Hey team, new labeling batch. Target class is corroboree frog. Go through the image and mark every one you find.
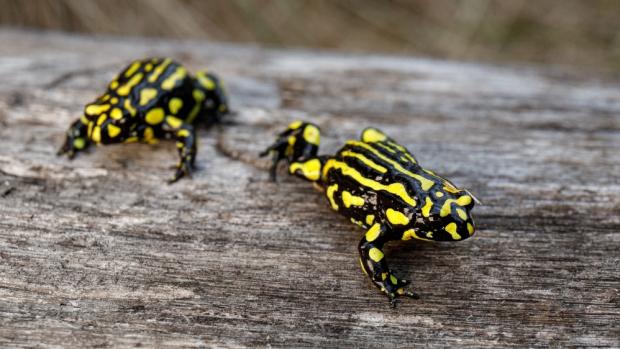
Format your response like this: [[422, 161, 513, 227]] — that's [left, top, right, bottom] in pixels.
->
[[261, 121, 478, 306], [58, 57, 228, 182]]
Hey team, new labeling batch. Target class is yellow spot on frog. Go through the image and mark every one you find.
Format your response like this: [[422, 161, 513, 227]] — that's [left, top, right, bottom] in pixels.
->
[[288, 120, 303, 130], [444, 222, 462, 240], [196, 72, 216, 90], [177, 129, 190, 138], [110, 97, 119, 105], [402, 228, 432, 241], [144, 63, 153, 72], [365, 214, 375, 225], [110, 108, 123, 120], [107, 124, 121, 138], [96, 114, 107, 125], [341, 191, 364, 208], [362, 128, 387, 143], [176, 141, 184, 148], [440, 199, 455, 217], [145, 108, 165, 125], [421, 196, 433, 217], [289, 158, 322, 181], [287, 136, 296, 146], [303, 125, 320, 145], [426, 231, 434, 239], [381, 272, 388, 281], [169, 98, 183, 114], [117, 73, 143, 96], [365, 223, 381, 242], [161, 66, 186, 90], [85, 104, 110, 116], [326, 184, 339, 210], [139, 88, 158, 106], [390, 275, 398, 285], [80, 114, 90, 125], [124, 99, 136, 116], [436, 191, 444, 198], [91, 126, 101, 143], [143, 127, 155, 143], [124, 136, 138, 143], [457, 195, 472, 206], [386, 208, 409, 225], [101, 94, 110, 102], [456, 208, 468, 220], [124, 61, 141, 77], [109, 80, 119, 89], [73, 138, 86, 149], [467, 222, 475, 235], [368, 247, 384, 262], [166, 116, 183, 129]]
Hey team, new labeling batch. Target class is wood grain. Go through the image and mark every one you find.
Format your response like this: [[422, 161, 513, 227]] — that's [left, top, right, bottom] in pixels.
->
[[0, 30, 618, 348]]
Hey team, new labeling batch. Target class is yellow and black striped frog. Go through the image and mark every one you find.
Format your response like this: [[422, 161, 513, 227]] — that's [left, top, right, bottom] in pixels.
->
[[58, 57, 228, 182], [261, 121, 478, 306]]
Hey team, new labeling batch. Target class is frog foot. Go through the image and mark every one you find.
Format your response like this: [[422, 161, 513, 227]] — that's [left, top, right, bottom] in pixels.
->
[[168, 158, 193, 183], [378, 274, 420, 308]]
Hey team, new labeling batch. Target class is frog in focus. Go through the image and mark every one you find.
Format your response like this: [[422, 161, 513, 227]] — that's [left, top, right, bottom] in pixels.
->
[[58, 57, 228, 182], [261, 121, 478, 306]]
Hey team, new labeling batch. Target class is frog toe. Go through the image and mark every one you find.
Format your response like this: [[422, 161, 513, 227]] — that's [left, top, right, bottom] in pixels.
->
[[168, 159, 193, 183]]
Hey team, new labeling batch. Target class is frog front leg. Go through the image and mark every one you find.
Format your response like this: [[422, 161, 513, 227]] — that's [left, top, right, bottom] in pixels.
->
[[359, 223, 419, 307], [260, 121, 322, 181], [159, 116, 197, 183], [57, 117, 91, 158]]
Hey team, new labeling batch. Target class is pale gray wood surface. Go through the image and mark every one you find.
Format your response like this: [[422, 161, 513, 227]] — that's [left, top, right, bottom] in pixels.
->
[[0, 29, 618, 348]]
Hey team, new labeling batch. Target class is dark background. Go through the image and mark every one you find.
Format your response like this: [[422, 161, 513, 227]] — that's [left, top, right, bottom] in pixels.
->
[[2, 0, 619, 72]]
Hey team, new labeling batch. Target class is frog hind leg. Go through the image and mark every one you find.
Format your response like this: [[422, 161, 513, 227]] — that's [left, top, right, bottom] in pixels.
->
[[260, 121, 323, 182], [359, 223, 420, 307], [57, 117, 91, 159]]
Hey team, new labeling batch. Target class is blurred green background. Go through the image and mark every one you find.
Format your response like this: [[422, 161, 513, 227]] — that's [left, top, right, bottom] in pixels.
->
[[1, 0, 619, 72]]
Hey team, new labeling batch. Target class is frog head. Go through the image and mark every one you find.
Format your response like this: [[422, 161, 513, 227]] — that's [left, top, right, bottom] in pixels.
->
[[194, 71, 229, 123], [428, 188, 476, 241]]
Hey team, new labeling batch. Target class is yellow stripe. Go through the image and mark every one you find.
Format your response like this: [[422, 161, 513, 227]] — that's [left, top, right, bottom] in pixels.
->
[[421, 197, 433, 217], [402, 228, 432, 241], [326, 184, 339, 210], [347, 141, 434, 191], [124, 61, 141, 77], [117, 73, 143, 96], [148, 58, 172, 83], [323, 159, 417, 207], [365, 223, 381, 242], [340, 150, 387, 174], [186, 89, 205, 124], [375, 142, 396, 154], [388, 141, 417, 163]]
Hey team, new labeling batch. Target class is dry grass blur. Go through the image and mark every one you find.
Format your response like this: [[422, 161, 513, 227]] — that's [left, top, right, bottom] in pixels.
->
[[1, 0, 619, 72]]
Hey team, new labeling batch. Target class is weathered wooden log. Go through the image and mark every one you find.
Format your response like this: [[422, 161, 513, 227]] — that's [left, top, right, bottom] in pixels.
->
[[0, 29, 618, 348]]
